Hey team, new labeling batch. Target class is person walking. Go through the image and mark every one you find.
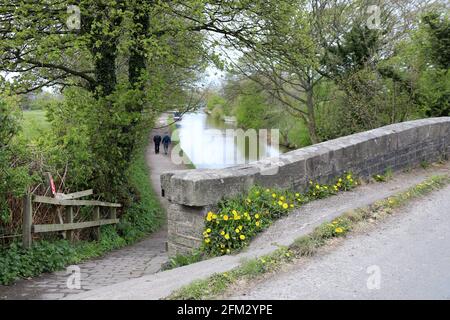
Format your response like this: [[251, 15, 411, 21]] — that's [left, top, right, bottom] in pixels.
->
[[153, 134, 162, 154], [162, 133, 171, 155]]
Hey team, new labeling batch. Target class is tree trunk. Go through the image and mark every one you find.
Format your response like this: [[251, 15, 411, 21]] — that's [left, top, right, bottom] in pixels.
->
[[305, 85, 319, 144]]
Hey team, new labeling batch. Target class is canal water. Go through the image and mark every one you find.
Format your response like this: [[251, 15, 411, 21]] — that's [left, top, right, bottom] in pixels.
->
[[172, 111, 286, 169]]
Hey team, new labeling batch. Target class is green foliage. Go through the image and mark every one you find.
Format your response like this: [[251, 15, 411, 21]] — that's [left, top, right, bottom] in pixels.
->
[[206, 93, 226, 112], [20, 110, 50, 140], [0, 143, 164, 285], [163, 250, 205, 271], [234, 88, 268, 130], [422, 12, 450, 70], [0, 97, 37, 225], [201, 173, 358, 256]]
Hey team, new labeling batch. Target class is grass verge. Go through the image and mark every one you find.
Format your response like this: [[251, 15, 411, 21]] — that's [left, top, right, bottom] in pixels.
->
[[21, 110, 50, 140], [0, 144, 164, 285], [167, 174, 450, 300]]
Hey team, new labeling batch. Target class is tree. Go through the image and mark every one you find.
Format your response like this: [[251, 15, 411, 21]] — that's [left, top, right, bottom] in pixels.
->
[[0, 0, 267, 196]]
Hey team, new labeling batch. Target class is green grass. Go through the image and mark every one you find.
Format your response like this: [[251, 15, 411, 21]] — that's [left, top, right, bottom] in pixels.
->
[[21, 110, 50, 140], [286, 121, 311, 148], [0, 142, 165, 285], [167, 174, 450, 300]]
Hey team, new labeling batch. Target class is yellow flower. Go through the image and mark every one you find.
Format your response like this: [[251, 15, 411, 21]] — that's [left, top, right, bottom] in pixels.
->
[[238, 225, 243, 230], [272, 193, 277, 198], [278, 200, 283, 206], [335, 227, 344, 234], [279, 196, 285, 201], [244, 212, 249, 217], [239, 235, 246, 240], [282, 203, 289, 209], [290, 204, 294, 208], [347, 174, 352, 180], [235, 228, 240, 233], [232, 210, 238, 215], [255, 214, 260, 219], [316, 184, 320, 190], [295, 193, 300, 197], [224, 233, 230, 240], [266, 189, 270, 193], [204, 238, 211, 244], [223, 215, 229, 221], [255, 221, 260, 227], [332, 221, 338, 225], [206, 228, 211, 233], [220, 230, 225, 236], [226, 249, 231, 253], [212, 214, 218, 220], [339, 178, 342, 182]]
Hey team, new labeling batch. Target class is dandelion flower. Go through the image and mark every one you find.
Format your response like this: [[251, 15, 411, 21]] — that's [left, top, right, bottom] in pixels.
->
[[223, 215, 229, 221], [239, 235, 246, 240], [224, 233, 230, 240], [282, 203, 289, 209], [335, 227, 344, 234]]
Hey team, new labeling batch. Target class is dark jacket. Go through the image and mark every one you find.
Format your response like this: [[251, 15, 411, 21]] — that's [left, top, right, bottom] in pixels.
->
[[153, 135, 162, 144], [162, 135, 171, 145]]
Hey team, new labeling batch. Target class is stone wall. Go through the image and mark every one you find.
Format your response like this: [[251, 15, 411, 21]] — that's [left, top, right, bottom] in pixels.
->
[[161, 117, 450, 256]]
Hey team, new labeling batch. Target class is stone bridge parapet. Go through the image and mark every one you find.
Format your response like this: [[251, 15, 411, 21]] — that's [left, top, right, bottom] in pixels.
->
[[161, 118, 450, 255]]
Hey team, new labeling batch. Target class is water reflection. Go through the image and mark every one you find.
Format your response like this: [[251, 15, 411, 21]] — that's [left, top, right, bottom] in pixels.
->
[[172, 111, 285, 169]]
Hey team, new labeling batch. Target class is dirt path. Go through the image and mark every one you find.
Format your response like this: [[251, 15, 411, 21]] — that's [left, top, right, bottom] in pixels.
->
[[0, 114, 188, 300]]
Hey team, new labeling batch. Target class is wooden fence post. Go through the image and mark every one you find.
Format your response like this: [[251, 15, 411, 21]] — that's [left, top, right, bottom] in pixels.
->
[[65, 206, 74, 242], [109, 207, 116, 220], [22, 193, 33, 249], [93, 206, 100, 240]]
